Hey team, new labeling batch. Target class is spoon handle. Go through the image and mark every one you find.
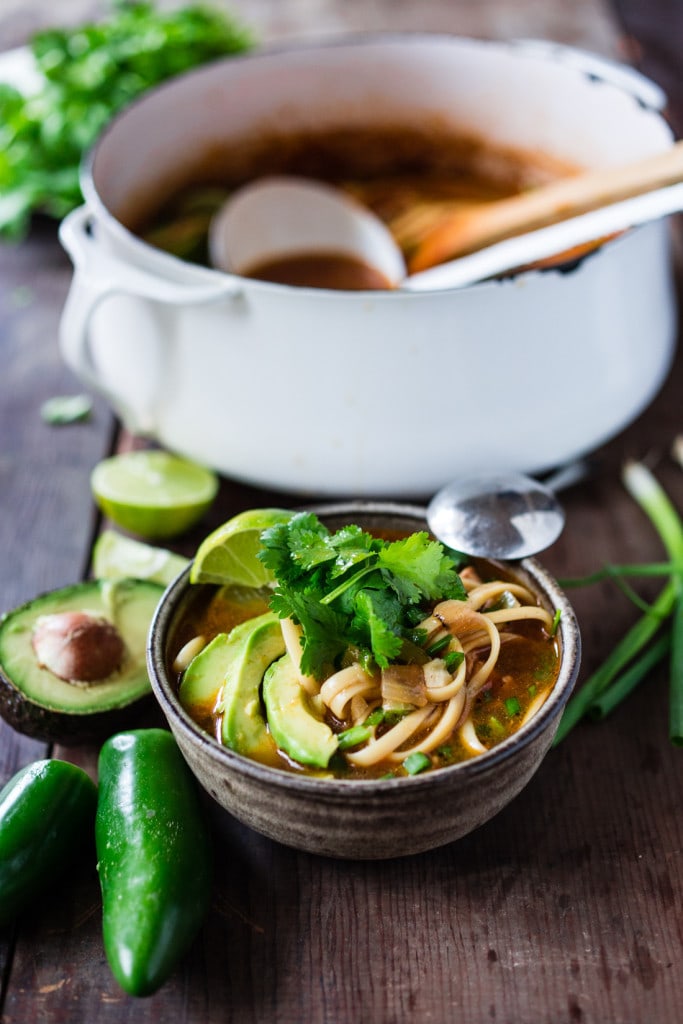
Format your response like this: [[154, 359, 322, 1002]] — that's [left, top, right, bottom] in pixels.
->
[[409, 139, 683, 273]]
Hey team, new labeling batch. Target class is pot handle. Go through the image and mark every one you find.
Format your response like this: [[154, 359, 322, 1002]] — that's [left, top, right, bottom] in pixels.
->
[[58, 205, 242, 432], [509, 39, 667, 112]]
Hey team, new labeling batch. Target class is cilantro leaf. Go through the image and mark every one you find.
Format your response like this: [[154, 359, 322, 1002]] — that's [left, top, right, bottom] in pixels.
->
[[351, 589, 404, 668], [262, 513, 466, 679], [270, 585, 348, 679], [378, 532, 466, 602]]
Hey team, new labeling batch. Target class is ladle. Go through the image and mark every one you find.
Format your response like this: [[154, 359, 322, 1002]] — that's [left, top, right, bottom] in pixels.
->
[[425, 463, 586, 560], [209, 142, 683, 293], [208, 176, 407, 286]]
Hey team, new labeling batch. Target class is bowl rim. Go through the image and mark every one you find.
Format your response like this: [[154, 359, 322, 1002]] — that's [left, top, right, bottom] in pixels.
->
[[147, 501, 581, 795]]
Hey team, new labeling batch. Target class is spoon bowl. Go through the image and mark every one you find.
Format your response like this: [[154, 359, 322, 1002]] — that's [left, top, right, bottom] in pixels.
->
[[427, 472, 566, 560], [208, 175, 407, 287]]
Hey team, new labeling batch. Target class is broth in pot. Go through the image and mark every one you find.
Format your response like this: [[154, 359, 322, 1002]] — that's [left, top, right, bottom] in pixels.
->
[[134, 123, 583, 287]]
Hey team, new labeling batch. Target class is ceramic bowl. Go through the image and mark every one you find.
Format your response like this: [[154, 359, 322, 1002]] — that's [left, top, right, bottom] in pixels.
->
[[147, 503, 581, 859]]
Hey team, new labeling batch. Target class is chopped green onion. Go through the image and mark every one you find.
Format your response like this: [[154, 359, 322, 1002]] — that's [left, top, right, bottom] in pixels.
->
[[488, 716, 506, 736], [426, 634, 451, 656], [528, 684, 537, 697], [337, 724, 373, 751], [40, 394, 92, 425], [436, 744, 453, 759], [504, 697, 521, 716], [444, 650, 465, 673], [364, 708, 386, 727], [550, 609, 561, 636], [403, 751, 432, 775]]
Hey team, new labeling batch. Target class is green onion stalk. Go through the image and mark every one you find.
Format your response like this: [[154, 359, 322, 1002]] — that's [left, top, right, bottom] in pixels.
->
[[554, 460, 683, 745]]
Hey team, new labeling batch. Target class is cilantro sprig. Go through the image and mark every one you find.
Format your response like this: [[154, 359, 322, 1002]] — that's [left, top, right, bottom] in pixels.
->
[[258, 513, 466, 680], [0, 1, 254, 239]]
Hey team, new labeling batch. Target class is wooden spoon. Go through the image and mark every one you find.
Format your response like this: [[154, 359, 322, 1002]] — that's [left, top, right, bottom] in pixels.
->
[[408, 140, 683, 274]]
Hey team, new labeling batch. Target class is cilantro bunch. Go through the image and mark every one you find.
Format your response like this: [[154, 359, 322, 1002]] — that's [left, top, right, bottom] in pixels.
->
[[0, 1, 254, 239], [258, 513, 466, 680]]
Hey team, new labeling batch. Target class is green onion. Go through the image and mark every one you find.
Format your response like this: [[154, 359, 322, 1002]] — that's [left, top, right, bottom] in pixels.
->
[[504, 697, 521, 717], [337, 724, 373, 751], [555, 460, 683, 746], [444, 650, 465, 673], [436, 744, 453, 759], [550, 609, 561, 636], [554, 581, 675, 744], [559, 562, 674, 588], [670, 594, 683, 745], [426, 634, 451, 656], [587, 631, 671, 721], [40, 394, 92, 425], [364, 708, 386, 727], [488, 716, 506, 737], [623, 462, 683, 748], [403, 751, 432, 775]]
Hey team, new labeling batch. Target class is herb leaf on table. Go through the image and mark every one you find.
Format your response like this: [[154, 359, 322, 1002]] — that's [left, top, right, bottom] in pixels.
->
[[0, 1, 254, 239]]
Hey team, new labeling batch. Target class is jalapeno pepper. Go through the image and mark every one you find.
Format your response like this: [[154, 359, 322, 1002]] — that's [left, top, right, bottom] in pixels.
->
[[96, 728, 212, 997], [0, 758, 97, 927]]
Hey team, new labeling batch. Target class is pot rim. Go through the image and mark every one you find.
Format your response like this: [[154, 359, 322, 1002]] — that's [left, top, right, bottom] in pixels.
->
[[146, 500, 582, 798], [80, 32, 671, 298]]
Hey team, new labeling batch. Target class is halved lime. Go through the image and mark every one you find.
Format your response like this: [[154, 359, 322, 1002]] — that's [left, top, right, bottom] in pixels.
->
[[91, 451, 218, 540], [190, 507, 293, 587], [92, 530, 190, 585]]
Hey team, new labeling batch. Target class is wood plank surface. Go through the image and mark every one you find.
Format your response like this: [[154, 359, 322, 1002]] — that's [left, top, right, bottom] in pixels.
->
[[1, 0, 682, 1021]]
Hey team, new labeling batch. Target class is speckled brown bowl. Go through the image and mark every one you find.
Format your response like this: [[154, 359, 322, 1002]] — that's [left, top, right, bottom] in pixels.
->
[[147, 503, 581, 859]]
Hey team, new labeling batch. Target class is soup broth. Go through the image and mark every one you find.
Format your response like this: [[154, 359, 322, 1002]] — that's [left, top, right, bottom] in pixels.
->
[[170, 553, 560, 781], [245, 252, 394, 290], [135, 123, 581, 277]]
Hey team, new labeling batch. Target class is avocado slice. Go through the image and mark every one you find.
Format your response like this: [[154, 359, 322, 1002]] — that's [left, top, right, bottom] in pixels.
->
[[179, 612, 285, 760], [0, 578, 164, 744], [263, 654, 338, 769]]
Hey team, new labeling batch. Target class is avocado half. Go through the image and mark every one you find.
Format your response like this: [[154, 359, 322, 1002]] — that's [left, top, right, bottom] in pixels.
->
[[0, 578, 164, 745]]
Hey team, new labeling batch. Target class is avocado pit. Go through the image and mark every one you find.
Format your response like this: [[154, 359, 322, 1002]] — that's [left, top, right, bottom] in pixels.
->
[[32, 611, 125, 683]]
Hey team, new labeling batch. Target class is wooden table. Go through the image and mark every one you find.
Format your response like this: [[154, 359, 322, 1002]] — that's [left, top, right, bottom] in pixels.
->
[[1, 1, 682, 1021]]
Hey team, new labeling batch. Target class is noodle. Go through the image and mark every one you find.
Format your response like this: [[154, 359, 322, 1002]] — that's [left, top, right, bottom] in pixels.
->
[[320, 664, 379, 719], [345, 705, 436, 767], [176, 551, 561, 778], [311, 571, 555, 772], [280, 616, 319, 695]]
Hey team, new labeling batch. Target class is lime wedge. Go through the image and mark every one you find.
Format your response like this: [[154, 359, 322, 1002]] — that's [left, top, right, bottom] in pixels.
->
[[92, 530, 190, 585], [91, 451, 218, 540], [190, 508, 293, 587]]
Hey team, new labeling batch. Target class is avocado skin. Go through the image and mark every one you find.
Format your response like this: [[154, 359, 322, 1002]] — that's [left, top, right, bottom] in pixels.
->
[[0, 579, 164, 745], [0, 673, 158, 746]]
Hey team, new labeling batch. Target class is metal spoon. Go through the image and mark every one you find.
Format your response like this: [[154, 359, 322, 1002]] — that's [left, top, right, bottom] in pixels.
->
[[426, 467, 580, 560]]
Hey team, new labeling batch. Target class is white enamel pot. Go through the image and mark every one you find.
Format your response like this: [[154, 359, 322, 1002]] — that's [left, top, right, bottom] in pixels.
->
[[59, 35, 678, 498]]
